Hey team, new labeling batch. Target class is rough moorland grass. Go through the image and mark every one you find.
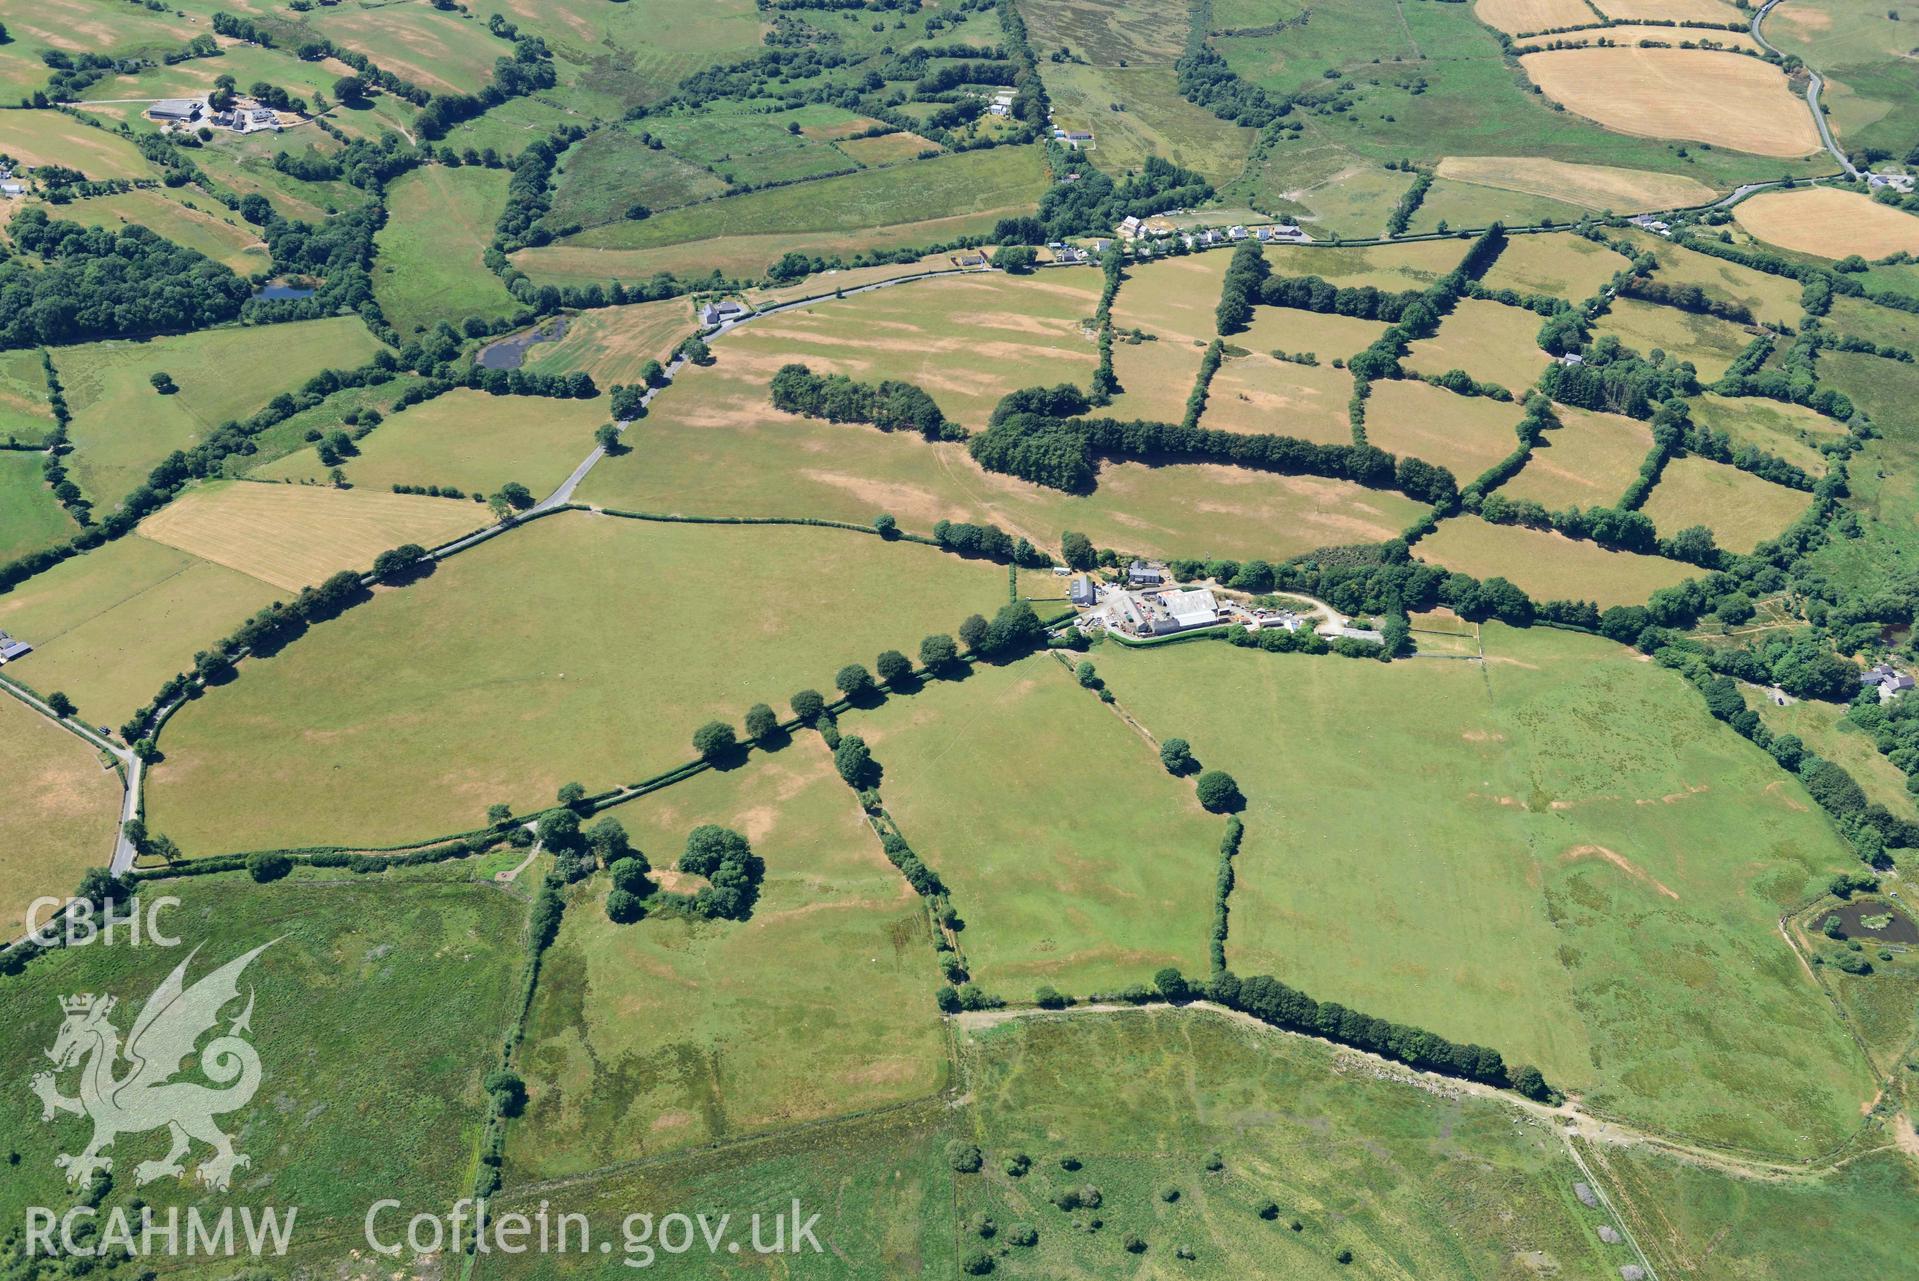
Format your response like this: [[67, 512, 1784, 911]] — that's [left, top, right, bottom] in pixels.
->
[[1825, 296, 1919, 352], [374, 165, 520, 336], [1594, 296, 1755, 381], [1617, 228, 1807, 328], [145, 514, 1018, 853], [645, 104, 876, 190], [1042, 62, 1258, 188], [0, 349, 56, 443], [0, 535, 279, 729], [1404, 297, 1552, 392], [1363, 378, 1528, 481], [574, 350, 1427, 563], [473, 0, 770, 113], [1414, 514, 1698, 606], [1097, 626, 1875, 1156], [1806, 354, 1919, 593], [558, 146, 1050, 253], [1203, 349, 1357, 443], [256, 390, 608, 498], [0, 451, 77, 564], [1480, 231, 1634, 302], [136, 479, 488, 592], [713, 270, 1101, 427], [845, 656, 1219, 995], [958, 1009, 1619, 1280], [520, 298, 697, 387], [1688, 392, 1843, 479], [56, 316, 386, 510], [1744, 687, 1919, 823], [1640, 454, 1813, 554], [1497, 403, 1653, 509], [0, 876, 520, 1244], [59, 187, 268, 275], [547, 126, 730, 229], [509, 735, 944, 1178], [0, 692, 120, 938]]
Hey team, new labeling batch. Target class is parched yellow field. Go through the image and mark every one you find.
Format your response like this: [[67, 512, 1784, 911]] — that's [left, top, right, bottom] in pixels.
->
[[0, 693, 122, 940], [1552, 22, 1764, 51], [1111, 254, 1231, 344], [1104, 330, 1209, 423], [1592, 0, 1747, 19], [520, 299, 697, 386], [1641, 454, 1814, 554], [1404, 298, 1551, 393], [1472, 0, 1599, 35], [1204, 351, 1357, 443], [0, 111, 152, 181], [1364, 379, 1527, 483], [1265, 239, 1472, 291], [714, 270, 1100, 427], [308, 4, 507, 96], [136, 481, 487, 592], [1596, 296, 1755, 381], [1237, 303, 1389, 362], [1436, 157, 1717, 213], [1520, 48, 1822, 157], [1499, 404, 1654, 509], [1733, 187, 1919, 260], [743, 254, 971, 308], [1687, 393, 1840, 478], [1415, 515, 1699, 606], [1481, 231, 1634, 302]]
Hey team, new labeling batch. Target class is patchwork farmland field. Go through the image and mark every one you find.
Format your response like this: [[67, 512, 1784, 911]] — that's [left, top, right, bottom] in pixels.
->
[[1617, 228, 1808, 327], [1640, 454, 1813, 554], [1519, 48, 1822, 157], [0, 451, 77, 564], [1734, 187, 1919, 260], [375, 166, 521, 336], [0, 691, 121, 939], [1688, 393, 1843, 478], [1415, 514, 1698, 606], [1404, 298, 1551, 393], [1434, 157, 1718, 216], [1363, 379, 1526, 483], [0, 350, 56, 443], [1479, 231, 1633, 302], [1497, 404, 1653, 509], [1594, 297, 1755, 381]]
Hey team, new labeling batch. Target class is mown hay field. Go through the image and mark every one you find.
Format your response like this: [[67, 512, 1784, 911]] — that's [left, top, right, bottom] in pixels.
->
[[1519, 48, 1822, 157], [520, 298, 697, 386], [1554, 22, 1763, 51], [1104, 329, 1209, 423], [1640, 454, 1813, 554], [308, 1, 509, 96], [0, 452, 78, 564], [137, 480, 487, 592], [1204, 350, 1356, 443], [574, 351, 1428, 563], [0, 876, 521, 1242], [1734, 186, 1919, 260], [509, 734, 945, 1177], [0, 692, 120, 939], [1404, 298, 1551, 393], [374, 165, 521, 336], [1414, 514, 1698, 606], [0, 534, 279, 729], [1688, 392, 1842, 478], [145, 514, 1020, 853], [1480, 231, 1634, 301], [57, 316, 387, 510], [0, 109, 153, 180], [1591, 0, 1748, 20], [1471, 0, 1600, 35], [1436, 156, 1718, 214], [256, 390, 608, 499], [1363, 379, 1526, 483], [1096, 625, 1874, 1157], [849, 656, 1219, 994], [713, 270, 1101, 427], [1497, 403, 1653, 509], [1594, 296, 1755, 380]]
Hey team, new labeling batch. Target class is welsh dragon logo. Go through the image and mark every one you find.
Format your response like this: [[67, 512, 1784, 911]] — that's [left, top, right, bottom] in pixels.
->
[[31, 941, 275, 1192]]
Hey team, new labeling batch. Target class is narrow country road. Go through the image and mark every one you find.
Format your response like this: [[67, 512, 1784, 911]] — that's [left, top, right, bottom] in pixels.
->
[[1751, 0, 1859, 178], [0, 676, 140, 875]]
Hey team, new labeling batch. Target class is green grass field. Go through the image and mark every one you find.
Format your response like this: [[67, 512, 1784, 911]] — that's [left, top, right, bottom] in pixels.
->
[[307, 1, 509, 97], [1364, 379, 1527, 482], [844, 656, 1220, 995], [547, 126, 730, 229], [1806, 353, 1919, 593], [0, 349, 56, 444], [644, 104, 879, 191], [1687, 393, 1842, 479], [1096, 625, 1875, 1157], [1267, 239, 1475, 291], [0, 107, 155, 181], [0, 874, 521, 1252], [509, 734, 945, 1177], [1619, 229, 1806, 328], [1498, 403, 1653, 509], [1762, 0, 1919, 160], [1745, 688, 1919, 824], [1041, 62, 1259, 188], [574, 343, 1426, 563], [0, 450, 77, 564], [1237, 303, 1389, 365], [1480, 232, 1633, 302], [1640, 454, 1814, 554], [255, 389, 608, 498], [1404, 298, 1551, 393], [374, 165, 521, 335], [145, 513, 1019, 853], [1407, 176, 1588, 235], [1594, 297, 1756, 382], [0, 533, 280, 730], [1415, 514, 1699, 606], [55, 317, 387, 510], [1826, 295, 1919, 353], [58, 187, 268, 275], [0, 691, 120, 938]]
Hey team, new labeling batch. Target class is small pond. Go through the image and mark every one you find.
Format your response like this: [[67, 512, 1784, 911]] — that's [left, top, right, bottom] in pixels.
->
[[253, 282, 316, 300], [1827, 898, 1919, 946], [478, 317, 570, 370]]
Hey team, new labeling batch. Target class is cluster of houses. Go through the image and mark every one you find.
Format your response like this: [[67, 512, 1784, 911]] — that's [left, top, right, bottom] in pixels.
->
[[0, 630, 33, 664], [1629, 214, 1674, 236], [147, 98, 283, 134], [1867, 171, 1916, 195], [1115, 214, 1309, 248], [1067, 563, 1309, 641], [1862, 662, 1915, 702]]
